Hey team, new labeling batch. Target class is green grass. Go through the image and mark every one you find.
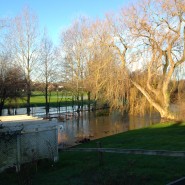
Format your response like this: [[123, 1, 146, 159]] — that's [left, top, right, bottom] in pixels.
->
[[1, 122, 185, 185], [30, 91, 80, 107], [5, 91, 90, 108]]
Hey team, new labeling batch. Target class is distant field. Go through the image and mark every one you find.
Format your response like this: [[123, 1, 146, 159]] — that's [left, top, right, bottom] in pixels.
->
[[30, 91, 58, 105], [5, 91, 89, 108]]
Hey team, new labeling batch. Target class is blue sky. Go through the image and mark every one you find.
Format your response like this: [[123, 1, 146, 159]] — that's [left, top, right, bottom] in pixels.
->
[[0, 0, 132, 44]]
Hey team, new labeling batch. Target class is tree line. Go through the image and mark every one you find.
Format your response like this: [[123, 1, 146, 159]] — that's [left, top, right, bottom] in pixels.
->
[[0, 0, 185, 120]]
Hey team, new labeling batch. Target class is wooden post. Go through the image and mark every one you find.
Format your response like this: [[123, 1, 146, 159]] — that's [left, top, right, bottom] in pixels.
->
[[97, 142, 103, 166], [16, 134, 21, 172], [54, 127, 59, 162]]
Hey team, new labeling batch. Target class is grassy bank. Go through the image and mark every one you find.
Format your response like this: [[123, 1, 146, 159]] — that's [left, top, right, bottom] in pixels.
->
[[1, 122, 185, 185]]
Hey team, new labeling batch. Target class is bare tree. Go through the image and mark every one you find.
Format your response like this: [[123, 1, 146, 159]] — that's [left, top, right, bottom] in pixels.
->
[[39, 31, 56, 116], [117, 0, 185, 119], [84, 0, 185, 119], [57, 0, 185, 120], [59, 18, 90, 111], [10, 7, 39, 115], [0, 18, 26, 115]]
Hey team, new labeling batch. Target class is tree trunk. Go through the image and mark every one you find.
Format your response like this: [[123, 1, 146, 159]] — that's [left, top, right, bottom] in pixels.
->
[[88, 91, 91, 111], [0, 103, 3, 116], [81, 93, 83, 111], [45, 84, 49, 117], [26, 84, 31, 116], [160, 110, 176, 120], [27, 95, 31, 116], [131, 80, 178, 120], [26, 71, 31, 116], [77, 94, 80, 113]]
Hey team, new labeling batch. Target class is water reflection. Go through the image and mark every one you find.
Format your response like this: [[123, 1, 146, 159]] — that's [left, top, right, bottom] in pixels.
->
[[58, 111, 161, 146], [2, 107, 161, 147]]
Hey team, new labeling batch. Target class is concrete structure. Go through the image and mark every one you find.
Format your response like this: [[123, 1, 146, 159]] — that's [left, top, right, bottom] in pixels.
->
[[0, 115, 58, 172]]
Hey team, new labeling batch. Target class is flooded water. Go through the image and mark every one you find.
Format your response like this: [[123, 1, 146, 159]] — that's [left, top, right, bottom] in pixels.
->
[[2, 105, 81, 116], [2, 106, 161, 147], [57, 111, 161, 147]]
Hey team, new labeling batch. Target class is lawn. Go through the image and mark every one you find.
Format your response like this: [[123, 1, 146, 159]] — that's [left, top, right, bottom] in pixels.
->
[[1, 122, 185, 185], [30, 91, 58, 106], [5, 91, 89, 108]]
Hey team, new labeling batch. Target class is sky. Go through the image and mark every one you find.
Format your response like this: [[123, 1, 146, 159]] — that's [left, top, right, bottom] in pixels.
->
[[0, 0, 132, 44]]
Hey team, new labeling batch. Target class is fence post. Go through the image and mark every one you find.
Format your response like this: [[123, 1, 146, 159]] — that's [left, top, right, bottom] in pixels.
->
[[97, 141, 103, 166], [16, 134, 21, 172], [54, 127, 59, 162]]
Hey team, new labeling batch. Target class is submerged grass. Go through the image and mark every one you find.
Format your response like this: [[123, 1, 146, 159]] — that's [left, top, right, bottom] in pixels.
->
[[1, 122, 185, 185]]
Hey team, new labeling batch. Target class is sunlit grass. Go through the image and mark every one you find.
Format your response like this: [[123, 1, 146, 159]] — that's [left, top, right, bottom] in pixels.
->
[[4, 91, 89, 108]]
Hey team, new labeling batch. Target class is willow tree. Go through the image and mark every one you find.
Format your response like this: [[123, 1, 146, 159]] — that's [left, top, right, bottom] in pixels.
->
[[121, 0, 185, 119], [105, 10, 154, 115], [86, 0, 185, 119], [84, 20, 128, 111]]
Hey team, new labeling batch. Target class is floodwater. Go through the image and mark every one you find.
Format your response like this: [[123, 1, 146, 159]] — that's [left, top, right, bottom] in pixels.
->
[[2, 106, 161, 147], [2, 106, 73, 116], [57, 111, 161, 147]]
